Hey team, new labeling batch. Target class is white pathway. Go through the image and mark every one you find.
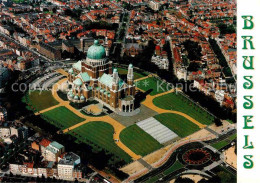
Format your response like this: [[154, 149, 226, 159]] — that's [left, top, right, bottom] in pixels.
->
[[137, 117, 178, 144]]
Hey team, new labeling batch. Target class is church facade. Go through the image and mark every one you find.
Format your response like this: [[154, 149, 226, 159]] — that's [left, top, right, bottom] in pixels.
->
[[67, 40, 136, 113]]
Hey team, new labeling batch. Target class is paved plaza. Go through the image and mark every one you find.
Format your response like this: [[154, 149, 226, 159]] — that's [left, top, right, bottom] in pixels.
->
[[109, 105, 158, 127]]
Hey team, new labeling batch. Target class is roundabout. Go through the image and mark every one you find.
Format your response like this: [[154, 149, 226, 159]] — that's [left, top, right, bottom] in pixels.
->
[[182, 148, 211, 165]]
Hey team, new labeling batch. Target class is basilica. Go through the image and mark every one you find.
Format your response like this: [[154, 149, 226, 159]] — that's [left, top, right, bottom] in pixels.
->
[[67, 40, 136, 113]]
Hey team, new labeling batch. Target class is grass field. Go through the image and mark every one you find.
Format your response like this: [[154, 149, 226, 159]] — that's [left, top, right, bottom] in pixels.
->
[[136, 77, 170, 96], [68, 122, 132, 163], [42, 106, 85, 130], [228, 133, 237, 141], [24, 90, 59, 111], [211, 140, 230, 150], [211, 133, 236, 150], [147, 161, 184, 183], [153, 93, 214, 125], [163, 160, 183, 175], [120, 124, 163, 156], [117, 68, 145, 80], [146, 175, 161, 183], [154, 113, 200, 138]]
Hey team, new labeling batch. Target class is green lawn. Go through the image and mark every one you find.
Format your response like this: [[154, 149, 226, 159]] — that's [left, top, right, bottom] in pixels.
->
[[117, 68, 145, 80], [228, 133, 237, 141], [211, 140, 230, 150], [68, 122, 132, 163], [147, 175, 161, 183], [153, 93, 214, 125], [42, 106, 85, 130], [120, 125, 163, 156], [163, 160, 184, 175], [24, 90, 59, 111], [136, 77, 170, 96], [154, 113, 200, 138], [211, 133, 236, 150], [146, 161, 184, 183]]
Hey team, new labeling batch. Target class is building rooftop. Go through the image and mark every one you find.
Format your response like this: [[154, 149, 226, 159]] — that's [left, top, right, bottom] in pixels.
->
[[50, 141, 64, 150], [39, 138, 51, 147], [58, 152, 80, 166]]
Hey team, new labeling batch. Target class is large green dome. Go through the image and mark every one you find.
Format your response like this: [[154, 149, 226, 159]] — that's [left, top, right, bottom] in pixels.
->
[[87, 40, 106, 60]]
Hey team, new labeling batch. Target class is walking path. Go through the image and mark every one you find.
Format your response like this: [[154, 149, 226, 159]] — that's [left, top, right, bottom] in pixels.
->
[[138, 159, 154, 171], [134, 76, 206, 129], [38, 70, 206, 161], [56, 68, 69, 76], [50, 78, 141, 160], [33, 77, 141, 160], [205, 126, 220, 137], [35, 104, 62, 115]]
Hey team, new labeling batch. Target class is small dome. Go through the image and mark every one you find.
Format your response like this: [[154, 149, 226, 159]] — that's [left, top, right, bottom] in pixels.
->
[[80, 95, 85, 100], [87, 40, 106, 60], [129, 64, 133, 68], [74, 95, 79, 100]]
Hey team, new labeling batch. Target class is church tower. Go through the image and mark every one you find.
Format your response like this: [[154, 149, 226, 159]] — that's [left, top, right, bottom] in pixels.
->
[[127, 64, 135, 96], [110, 68, 119, 108]]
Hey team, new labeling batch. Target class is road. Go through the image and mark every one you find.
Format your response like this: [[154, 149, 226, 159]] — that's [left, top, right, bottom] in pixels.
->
[[133, 131, 237, 182]]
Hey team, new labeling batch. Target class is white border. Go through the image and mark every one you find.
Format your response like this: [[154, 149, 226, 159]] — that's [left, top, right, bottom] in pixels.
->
[[238, 0, 260, 182]]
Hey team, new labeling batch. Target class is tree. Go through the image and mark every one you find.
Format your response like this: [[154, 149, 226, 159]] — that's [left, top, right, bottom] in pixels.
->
[[183, 40, 202, 61], [214, 118, 223, 127], [217, 171, 236, 183], [52, 8, 57, 13], [187, 62, 200, 72]]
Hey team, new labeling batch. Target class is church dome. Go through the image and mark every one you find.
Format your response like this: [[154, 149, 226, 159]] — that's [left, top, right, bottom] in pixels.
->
[[87, 40, 106, 60]]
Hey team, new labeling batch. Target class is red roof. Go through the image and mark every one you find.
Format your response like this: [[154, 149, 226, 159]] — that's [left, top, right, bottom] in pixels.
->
[[39, 139, 51, 147], [24, 162, 34, 168], [226, 99, 233, 105]]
